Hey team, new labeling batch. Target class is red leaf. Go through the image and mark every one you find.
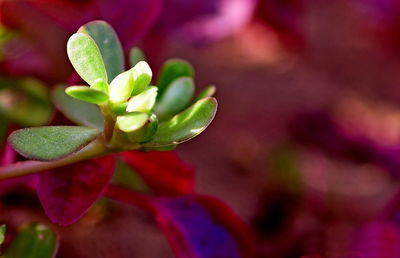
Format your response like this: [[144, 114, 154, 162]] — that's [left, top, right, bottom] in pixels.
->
[[120, 151, 195, 195], [0, 0, 73, 82], [104, 186, 256, 258], [0, 0, 162, 82], [96, 0, 162, 50], [36, 155, 116, 225]]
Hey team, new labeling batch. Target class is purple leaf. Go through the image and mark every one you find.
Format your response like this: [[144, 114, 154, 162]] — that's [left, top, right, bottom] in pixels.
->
[[153, 195, 255, 258], [120, 151, 194, 195], [36, 155, 116, 225], [104, 186, 256, 258]]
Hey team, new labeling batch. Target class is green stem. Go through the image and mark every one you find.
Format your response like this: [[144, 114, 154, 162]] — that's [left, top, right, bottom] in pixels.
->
[[0, 138, 109, 180]]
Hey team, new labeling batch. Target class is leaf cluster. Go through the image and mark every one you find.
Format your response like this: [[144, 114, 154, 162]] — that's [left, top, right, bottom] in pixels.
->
[[9, 21, 217, 161]]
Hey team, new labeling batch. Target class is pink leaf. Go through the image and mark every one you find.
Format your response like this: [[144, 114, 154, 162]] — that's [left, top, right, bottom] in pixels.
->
[[37, 155, 116, 225], [120, 151, 195, 195]]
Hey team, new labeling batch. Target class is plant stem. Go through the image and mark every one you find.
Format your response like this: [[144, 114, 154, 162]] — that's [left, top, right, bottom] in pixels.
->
[[0, 138, 108, 180]]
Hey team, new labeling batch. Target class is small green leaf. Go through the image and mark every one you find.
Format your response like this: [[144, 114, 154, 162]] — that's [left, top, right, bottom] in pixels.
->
[[3, 223, 58, 258], [90, 78, 108, 93], [126, 86, 158, 112], [144, 97, 217, 147], [154, 77, 194, 121], [109, 69, 134, 103], [52, 86, 104, 129], [67, 33, 107, 85], [131, 61, 152, 96], [66, 86, 108, 104], [79, 21, 124, 82], [116, 112, 149, 133], [9, 126, 100, 161], [0, 79, 53, 127], [193, 85, 216, 103], [129, 47, 146, 67], [0, 224, 6, 245], [157, 59, 194, 98], [109, 102, 128, 116], [111, 157, 150, 192], [127, 113, 158, 143]]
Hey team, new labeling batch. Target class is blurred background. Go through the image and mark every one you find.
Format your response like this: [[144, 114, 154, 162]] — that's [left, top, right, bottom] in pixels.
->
[[3, 0, 400, 257]]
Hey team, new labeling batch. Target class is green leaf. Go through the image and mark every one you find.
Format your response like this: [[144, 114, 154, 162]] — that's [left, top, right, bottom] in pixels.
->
[[193, 85, 216, 103], [67, 33, 107, 85], [126, 113, 158, 143], [141, 144, 177, 151], [79, 21, 124, 82], [131, 61, 152, 96], [129, 47, 146, 67], [9, 126, 100, 161], [3, 223, 58, 258], [90, 78, 108, 93], [0, 79, 53, 127], [154, 77, 194, 121], [144, 97, 217, 147], [52, 86, 104, 130], [0, 225, 5, 245], [65, 86, 108, 104], [157, 59, 194, 98], [126, 86, 158, 112], [116, 112, 149, 133], [109, 69, 134, 103]]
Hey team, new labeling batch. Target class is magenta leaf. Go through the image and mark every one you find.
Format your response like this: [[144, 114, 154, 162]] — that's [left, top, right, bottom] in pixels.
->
[[0, 140, 15, 166], [36, 155, 116, 225], [119, 151, 194, 195], [104, 186, 255, 258], [349, 222, 400, 257], [0, 127, 37, 196]]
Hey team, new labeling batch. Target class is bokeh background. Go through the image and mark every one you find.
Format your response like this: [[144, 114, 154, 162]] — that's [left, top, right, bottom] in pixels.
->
[[2, 0, 400, 257]]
